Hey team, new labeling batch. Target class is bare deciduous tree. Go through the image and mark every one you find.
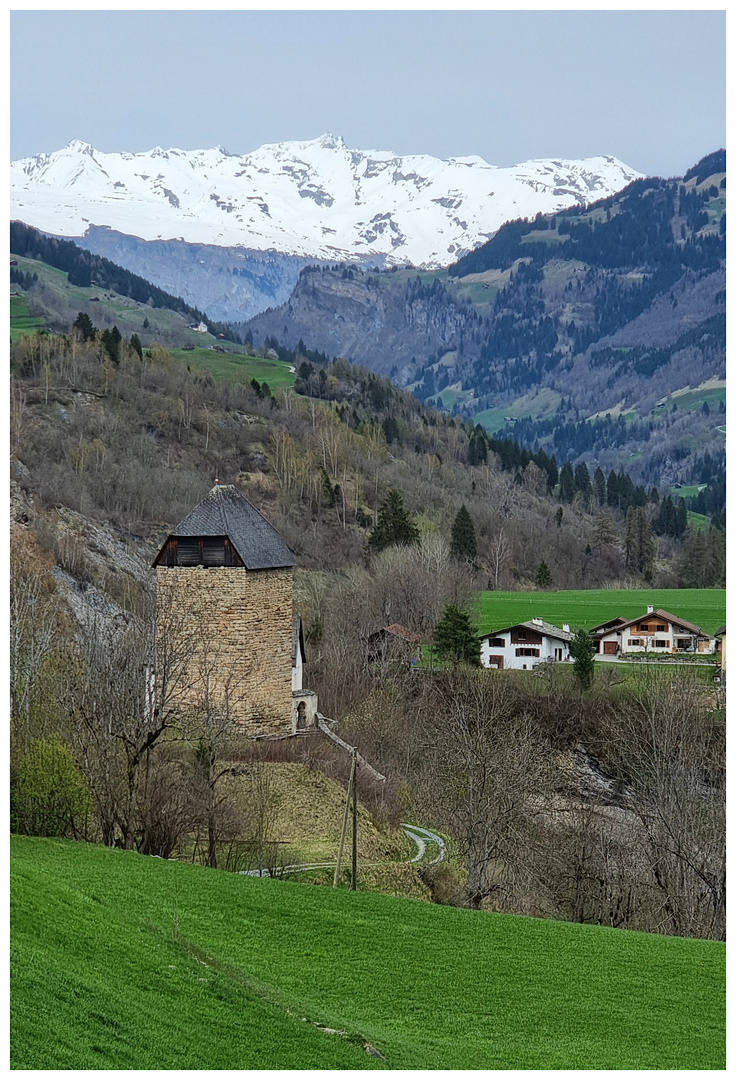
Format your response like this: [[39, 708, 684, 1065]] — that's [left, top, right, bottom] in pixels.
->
[[59, 589, 195, 849], [419, 671, 551, 910]]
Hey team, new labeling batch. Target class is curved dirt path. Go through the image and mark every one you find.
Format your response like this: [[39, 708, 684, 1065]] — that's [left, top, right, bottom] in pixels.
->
[[401, 823, 447, 866], [240, 823, 446, 877]]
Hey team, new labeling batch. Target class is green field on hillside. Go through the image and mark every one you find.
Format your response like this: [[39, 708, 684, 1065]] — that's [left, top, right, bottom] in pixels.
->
[[169, 347, 295, 388], [11, 837, 724, 1070], [10, 255, 225, 349], [475, 588, 726, 637], [9, 295, 45, 341], [657, 384, 726, 414], [474, 387, 561, 434]]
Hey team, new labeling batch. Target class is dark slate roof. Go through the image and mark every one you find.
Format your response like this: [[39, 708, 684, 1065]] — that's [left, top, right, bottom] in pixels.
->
[[590, 616, 628, 634], [165, 485, 295, 570], [480, 619, 572, 643]]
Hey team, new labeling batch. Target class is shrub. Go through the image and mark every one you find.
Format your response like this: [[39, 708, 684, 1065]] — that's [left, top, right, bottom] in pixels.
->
[[11, 735, 91, 837]]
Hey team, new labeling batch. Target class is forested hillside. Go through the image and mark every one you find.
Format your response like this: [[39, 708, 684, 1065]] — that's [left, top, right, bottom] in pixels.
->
[[11, 222, 238, 342], [10, 310, 725, 942], [242, 153, 725, 496]]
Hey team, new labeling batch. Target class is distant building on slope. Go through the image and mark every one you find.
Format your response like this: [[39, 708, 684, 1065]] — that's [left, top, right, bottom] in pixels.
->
[[152, 483, 316, 735], [479, 619, 572, 671], [366, 623, 422, 666]]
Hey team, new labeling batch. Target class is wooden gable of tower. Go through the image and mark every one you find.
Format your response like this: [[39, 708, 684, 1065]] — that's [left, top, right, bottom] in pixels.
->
[[155, 535, 244, 567], [152, 484, 296, 570]]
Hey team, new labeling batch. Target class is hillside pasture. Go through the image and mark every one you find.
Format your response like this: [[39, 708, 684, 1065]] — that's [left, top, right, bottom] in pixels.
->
[[169, 347, 295, 388], [10, 254, 226, 349], [475, 588, 725, 637], [11, 837, 725, 1070], [10, 295, 45, 341]]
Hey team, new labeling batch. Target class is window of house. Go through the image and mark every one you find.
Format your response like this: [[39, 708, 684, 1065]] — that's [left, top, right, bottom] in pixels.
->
[[515, 647, 540, 657], [486, 637, 505, 648], [517, 631, 527, 639], [640, 623, 650, 631], [656, 624, 666, 632], [628, 638, 642, 646], [654, 639, 670, 649]]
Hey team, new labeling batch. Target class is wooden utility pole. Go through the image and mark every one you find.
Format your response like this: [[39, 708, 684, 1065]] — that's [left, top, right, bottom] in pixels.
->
[[351, 747, 358, 891], [334, 749, 356, 888]]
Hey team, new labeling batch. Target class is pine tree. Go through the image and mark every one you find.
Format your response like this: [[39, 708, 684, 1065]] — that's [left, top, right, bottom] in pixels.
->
[[73, 311, 95, 342], [653, 495, 675, 536], [320, 468, 336, 507], [569, 628, 596, 691], [368, 489, 419, 552], [432, 605, 480, 668], [636, 507, 656, 580], [675, 498, 688, 538], [129, 333, 143, 360], [624, 506, 639, 571], [593, 466, 607, 506], [607, 469, 619, 508], [559, 461, 575, 502], [574, 461, 592, 498], [535, 560, 552, 588], [450, 505, 477, 564], [590, 510, 617, 551], [679, 528, 709, 587]]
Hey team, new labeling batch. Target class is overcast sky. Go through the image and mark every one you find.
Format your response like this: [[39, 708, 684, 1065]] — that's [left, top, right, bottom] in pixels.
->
[[10, 9, 725, 177]]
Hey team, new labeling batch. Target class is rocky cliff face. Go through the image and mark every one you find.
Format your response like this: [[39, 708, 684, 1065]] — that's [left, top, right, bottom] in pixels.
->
[[245, 268, 479, 381], [73, 228, 316, 322]]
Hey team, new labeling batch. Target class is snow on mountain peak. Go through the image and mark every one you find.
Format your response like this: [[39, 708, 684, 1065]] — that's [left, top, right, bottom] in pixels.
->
[[10, 137, 644, 268]]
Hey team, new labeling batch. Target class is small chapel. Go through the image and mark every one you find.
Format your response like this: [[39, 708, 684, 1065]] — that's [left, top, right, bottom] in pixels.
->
[[152, 483, 318, 736]]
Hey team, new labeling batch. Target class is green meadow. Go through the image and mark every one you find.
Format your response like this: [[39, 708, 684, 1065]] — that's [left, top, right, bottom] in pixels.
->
[[475, 588, 725, 637], [10, 295, 45, 341], [169, 347, 296, 388], [11, 837, 725, 1070]]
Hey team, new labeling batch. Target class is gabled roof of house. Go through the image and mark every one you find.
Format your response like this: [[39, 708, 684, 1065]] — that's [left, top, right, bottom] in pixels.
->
[[157, 484, 296, 570], [595, 608, 704, 636], [714, 626, 726, 637], [385, 623, 421, 643], [367, 623, 421, 644], [590, 616, 628, 634], [480, 619, 572, 643]]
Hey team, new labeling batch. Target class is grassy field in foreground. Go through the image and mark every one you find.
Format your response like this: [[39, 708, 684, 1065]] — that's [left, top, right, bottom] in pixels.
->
[[475, 588, 726, 637], [11, 837, 725, 1070], [170, 347, 295, 388]]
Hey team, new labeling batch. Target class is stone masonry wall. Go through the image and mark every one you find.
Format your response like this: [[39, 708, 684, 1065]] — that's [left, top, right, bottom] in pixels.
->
[[156, 565, 293, 736]]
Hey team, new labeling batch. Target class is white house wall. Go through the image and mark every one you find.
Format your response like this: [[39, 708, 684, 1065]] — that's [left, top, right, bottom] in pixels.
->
[[594, 622, 715, 658], [480, 631, 570, 671]]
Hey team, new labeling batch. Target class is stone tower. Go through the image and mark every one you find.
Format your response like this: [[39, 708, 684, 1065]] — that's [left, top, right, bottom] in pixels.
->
[[152, 484, 297, 735]]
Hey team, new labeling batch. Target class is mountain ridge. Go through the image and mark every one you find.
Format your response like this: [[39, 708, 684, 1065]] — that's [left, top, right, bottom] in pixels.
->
[[11, 135, 642, 270]]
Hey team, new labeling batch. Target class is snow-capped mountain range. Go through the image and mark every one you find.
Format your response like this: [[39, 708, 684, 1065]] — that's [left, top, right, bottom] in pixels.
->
[[11, 134, 642, 269]]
